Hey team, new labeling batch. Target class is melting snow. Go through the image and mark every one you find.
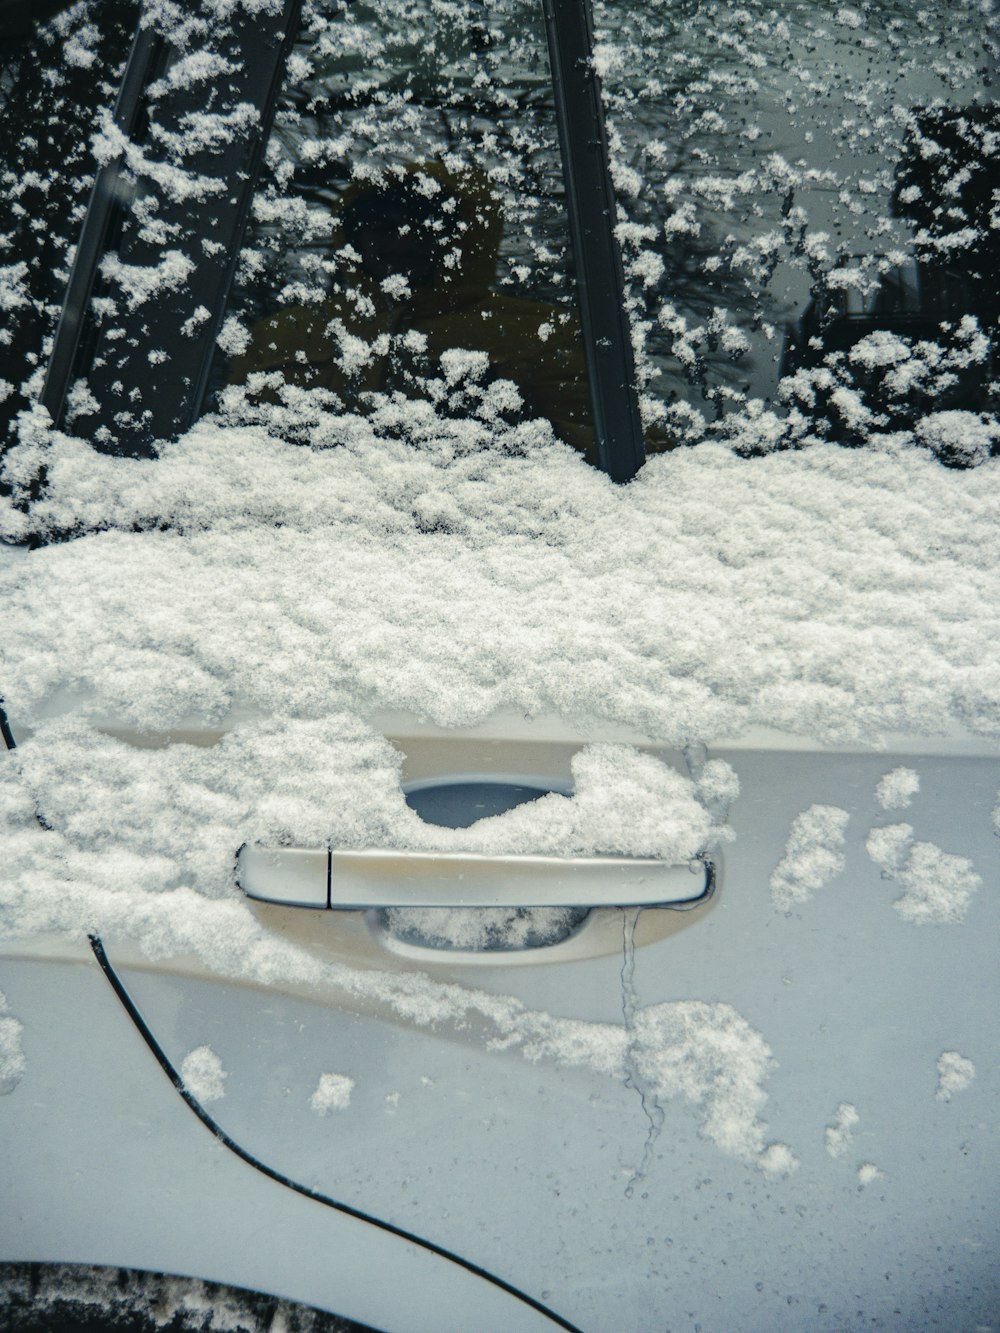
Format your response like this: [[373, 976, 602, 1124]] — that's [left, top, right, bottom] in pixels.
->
[[770, 805, 849, 910], [309, 1072, 355, 1114], [825, 1102, 859, 1158], [865, 823, 981, 924], [0, 990, 26, 1095], [180, 1044, 227, 1103], [875, 766, 920, 811], [627, 1001, 796, 1172], [857, 1163, 882, 1187], [936, 1050, 975, 1101]]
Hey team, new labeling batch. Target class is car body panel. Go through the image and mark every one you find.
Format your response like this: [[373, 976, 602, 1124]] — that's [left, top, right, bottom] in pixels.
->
[[2, 0, 999, 1327], [0, 950, 569, 1333], [5, 734, 992, 1330]]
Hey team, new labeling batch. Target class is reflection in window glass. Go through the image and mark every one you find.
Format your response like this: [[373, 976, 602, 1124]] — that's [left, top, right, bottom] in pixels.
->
[[0, 0, 138, 447], [594, 0, 999, 463], [217, 0, 596, 459]]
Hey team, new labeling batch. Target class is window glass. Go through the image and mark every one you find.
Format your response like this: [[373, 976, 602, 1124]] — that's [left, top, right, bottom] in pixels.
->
[[593, 0, 999, 462], [215, 0, 596, 458], [0, 0, 138, 447]]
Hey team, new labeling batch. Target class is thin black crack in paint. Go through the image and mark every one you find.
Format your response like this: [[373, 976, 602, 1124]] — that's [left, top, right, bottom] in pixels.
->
[[620, 908, 665, 1199], [89, 934, 585, 1333]]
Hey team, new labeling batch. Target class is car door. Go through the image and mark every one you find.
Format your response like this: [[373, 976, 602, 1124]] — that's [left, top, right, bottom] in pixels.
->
[[2, 2, 999, 1331]]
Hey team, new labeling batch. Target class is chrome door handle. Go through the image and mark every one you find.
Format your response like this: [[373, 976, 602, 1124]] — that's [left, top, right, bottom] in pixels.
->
[[237, 844, 714, 910]]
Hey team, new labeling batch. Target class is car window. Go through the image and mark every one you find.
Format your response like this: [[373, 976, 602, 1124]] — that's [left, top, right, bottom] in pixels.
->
[[212, 0, 598, 461], [592, 0, 998, 460], [0, 0, 138, 447], [0, 0, 997, 477]]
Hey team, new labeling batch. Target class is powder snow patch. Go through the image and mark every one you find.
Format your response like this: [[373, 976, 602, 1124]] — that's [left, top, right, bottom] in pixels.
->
[[310, 1072, 355, 1115], [770, 805, 849, 910], [628, 1001, 796, 1172], [936, 1051, 975, 1101], [3, 431, 1000, 747], [865, 823, 981, 924], [825, 1102, 859, 1158], [875, 766, 919, 811], [180, 1045, 227, 1103], [0, 990, 26, 1095]]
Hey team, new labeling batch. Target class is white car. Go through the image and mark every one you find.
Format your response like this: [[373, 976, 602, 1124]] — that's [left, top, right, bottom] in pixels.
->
[[1, 1, 998, 1330]]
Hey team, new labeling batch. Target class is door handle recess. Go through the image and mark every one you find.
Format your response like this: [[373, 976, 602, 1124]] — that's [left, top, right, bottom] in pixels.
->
[[236, 845, 714, 910]]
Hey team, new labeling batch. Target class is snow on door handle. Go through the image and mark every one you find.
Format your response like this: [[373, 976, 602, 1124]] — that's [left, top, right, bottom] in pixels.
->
[[237, 844, 714, 909]]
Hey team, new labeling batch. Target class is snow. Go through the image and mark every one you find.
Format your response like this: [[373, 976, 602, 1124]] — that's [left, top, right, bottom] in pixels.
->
[[865, 823, 982, 924], [3, 426, 999, 749], [0, 990, 26, 1095], [383, 906, 586, 951], [825, 1102, 859, 1158], [309, 1071, 355, 1114], [99, 251, 197, 311], [628, 1001, 796, 1172], [915, 412, 1000, 469], [0, 414, 996, 1090], [180, 1044, 227, 1103], [0, 1265, 342, 1331], [936, 1050, 975, 1101], [856, 1162, 882, 1187], [875, 766, 920, 810], [770, 805, 849, 910], [0, 718, 787, 1168]]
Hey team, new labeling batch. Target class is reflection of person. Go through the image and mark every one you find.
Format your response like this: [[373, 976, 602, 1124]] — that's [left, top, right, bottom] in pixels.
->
[[230, 162, 597, 456]]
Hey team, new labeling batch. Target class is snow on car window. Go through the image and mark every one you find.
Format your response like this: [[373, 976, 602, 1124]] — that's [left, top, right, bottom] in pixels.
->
[[592, 0, 998, 457], [212, 0, 596, 457], [0, 0, 138, 443]]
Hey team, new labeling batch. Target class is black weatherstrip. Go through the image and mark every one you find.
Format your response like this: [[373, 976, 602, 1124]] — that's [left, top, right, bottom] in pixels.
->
[[0, 699, 16, 751], [542, 0, 645, 483], [39, 21, 162, 430], [88, 934, 585, 1333]]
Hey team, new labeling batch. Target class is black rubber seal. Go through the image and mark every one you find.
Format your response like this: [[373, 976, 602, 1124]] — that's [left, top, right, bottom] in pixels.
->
[[0, 699, 16, 751], [89, 934, 584, 1333]]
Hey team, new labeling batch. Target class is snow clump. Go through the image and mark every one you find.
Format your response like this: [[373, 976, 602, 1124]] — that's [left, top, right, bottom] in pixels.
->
[[0, 990, 27, 1095], [915, 413, 1000, 469], [875, 766, 920, 810], [825, 1102, 859, 1158], [770, 805, 849, 910], [935, 1051, 975, 1102], [309, 1072, 355, 1115], [180, 1045, 227, 1103], [865, 824, 981, 924], [627, 1002, 797, 1172]]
